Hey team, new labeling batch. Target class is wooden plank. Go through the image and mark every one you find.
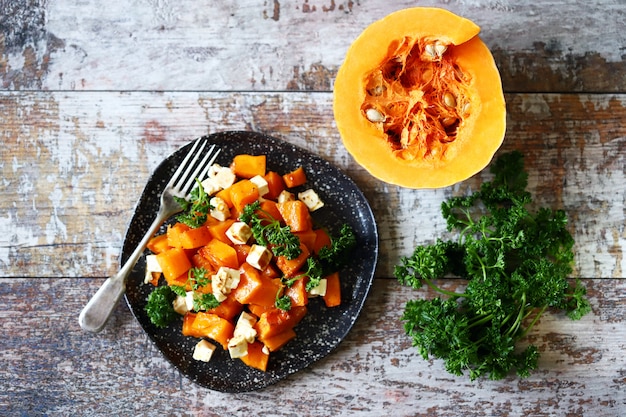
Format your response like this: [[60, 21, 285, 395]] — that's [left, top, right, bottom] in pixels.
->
[[1, 91, 625, 279], [0, 277, 623, 416], [1, 1, 625, 93]]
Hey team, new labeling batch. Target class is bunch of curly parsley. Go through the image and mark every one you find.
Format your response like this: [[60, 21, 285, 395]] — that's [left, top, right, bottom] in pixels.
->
[[394, 151, 590, 380]]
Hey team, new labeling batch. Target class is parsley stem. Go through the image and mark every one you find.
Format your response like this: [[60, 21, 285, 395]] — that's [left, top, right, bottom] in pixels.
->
[[422, 276, 468, 298], [519, 304, 547, 339]]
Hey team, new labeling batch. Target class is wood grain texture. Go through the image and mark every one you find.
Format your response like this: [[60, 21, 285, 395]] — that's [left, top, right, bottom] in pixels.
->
[[0, 277, 624, 417], [1, 0, 625, 92], [1, 91, 624, 279], [2, 1, 625, 415]]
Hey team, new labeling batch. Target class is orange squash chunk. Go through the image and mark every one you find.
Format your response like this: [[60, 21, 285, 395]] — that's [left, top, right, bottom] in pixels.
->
[[277, 200, 312, 232], [229, 179, 259, 213], [147, 234, 170, 254], [190, 252, 215, 274], [276, 243, 310, 277], [261, 263, 280, 279], [248, 304, 272, 318], [199, 239, 239, 269], [189, 311, 235, 350], [231, 154, 266, 179], [180, 225, 212, 249], [294, 229, 317, 252], [258, 328, 296, 352], [255, 306, 307, 340], [312, 228, 332, 254], [207, 293, 244, 321], [264, 171, 286, 200], [232, 263, 282, 308], [239, 340, 269, 372], [167, 222, 191, 248], [282, 166, 307, 188], [208, 218, 236, 244], [258, 200, 284, 223], [156, 247, 192, 284], [285, 277, 308, 307], [182, 312, 202, 338], [215, 187, 233, 208], [322, 272, 342, 307], [234, 244, 251, 265]]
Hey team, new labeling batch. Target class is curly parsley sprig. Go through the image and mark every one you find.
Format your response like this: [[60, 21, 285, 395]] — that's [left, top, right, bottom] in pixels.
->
[[275, 225, 357, 311], [145, 267, 220, 328], [240, 201, 302, 260], [174, 180, 213, 228], [395, 151, 591, 381]]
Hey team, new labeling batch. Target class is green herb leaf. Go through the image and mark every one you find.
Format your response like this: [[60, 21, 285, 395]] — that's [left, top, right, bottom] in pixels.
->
[[395, 151, 589, 380], [145, 286, 178, 328], [193, 292, 221, 311], [175, 179, 212, 228], [240, 201, 302, 260]]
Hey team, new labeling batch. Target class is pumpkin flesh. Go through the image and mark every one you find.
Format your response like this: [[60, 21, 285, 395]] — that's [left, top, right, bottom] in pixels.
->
[[333, 8, 506, 189]]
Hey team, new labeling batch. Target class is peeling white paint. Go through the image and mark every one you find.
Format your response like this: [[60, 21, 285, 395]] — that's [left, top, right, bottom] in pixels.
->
[[45, 186, 68, 245], [0, 212, 39, 267], [44, 0, 625, 91]]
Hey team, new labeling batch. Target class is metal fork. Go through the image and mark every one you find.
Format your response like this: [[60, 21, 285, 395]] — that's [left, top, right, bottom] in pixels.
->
[[79, 138, 221, 333]]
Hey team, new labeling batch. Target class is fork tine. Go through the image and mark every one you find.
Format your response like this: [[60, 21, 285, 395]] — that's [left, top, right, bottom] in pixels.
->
[[196, 147, 222, 184], [167, 138, 207, 189], [180, 144, 220, 195], [171, 141, 209, 191]]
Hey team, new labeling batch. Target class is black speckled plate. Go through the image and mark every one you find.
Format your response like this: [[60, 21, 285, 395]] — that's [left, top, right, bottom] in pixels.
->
[[123, 131, 378, 392]]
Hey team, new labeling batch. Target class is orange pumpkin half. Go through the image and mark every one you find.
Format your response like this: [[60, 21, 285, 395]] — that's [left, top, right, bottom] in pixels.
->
[[333, 7, 506, 188]]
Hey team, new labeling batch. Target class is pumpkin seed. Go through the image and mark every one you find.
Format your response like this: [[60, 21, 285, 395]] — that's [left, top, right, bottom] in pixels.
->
[[367, 84, 386, 96], [424, 44, 436, 58], [441, 117, 457, 127], [434, 43, 448, 57], [365, 108, 386, 123], [443, 92, 457, 108]]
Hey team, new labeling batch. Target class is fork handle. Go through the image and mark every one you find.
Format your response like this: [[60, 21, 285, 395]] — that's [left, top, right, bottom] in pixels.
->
[[78, 208, 169, 333]]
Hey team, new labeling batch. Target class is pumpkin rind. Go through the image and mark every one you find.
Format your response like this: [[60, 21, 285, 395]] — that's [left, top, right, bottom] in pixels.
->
[[333, 7, 506, 189]]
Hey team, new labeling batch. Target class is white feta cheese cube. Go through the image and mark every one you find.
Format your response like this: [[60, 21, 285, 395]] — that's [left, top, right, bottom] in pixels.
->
[[172, 291, 195, 315], [144, 254, 163, 283], [277, 190, 295, 203], [209, 196, 230, 221], [308, 278, 328, 297], [228, 334, 249, 359], [144, 269, 158, 284], [173, 294, 189, 315], [298, 189, 324, 212], [185, 291, 195, 311], [226, 221, 252, 245], [146, 254, 163, 273], [249, 175, 270, 196], [211, 267, 241, 302], [193, 339, 217, 362], [234, 312, 258, 343], [208, 164, 237, 189], [200, 177, 221, 196], [246, 244, 272, 271]]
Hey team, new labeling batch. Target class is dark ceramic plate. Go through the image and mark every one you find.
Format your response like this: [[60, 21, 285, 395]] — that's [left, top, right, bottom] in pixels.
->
[[123, 131, 378, 392]]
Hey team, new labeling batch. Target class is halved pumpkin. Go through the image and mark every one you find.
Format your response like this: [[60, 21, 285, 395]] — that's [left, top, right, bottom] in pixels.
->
[[333, 7, 506, 188]]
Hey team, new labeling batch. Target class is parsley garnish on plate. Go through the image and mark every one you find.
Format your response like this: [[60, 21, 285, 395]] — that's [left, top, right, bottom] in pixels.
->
[[174, 179, 212, 228], [395, 151, 591, 380], [145, 286, 178, 328], [240, 201, 302, 260], [146, 267, 220, 328]]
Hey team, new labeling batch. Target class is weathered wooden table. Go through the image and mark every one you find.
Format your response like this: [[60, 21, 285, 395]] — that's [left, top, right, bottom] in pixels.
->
[[1, 1, 625, 416]]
